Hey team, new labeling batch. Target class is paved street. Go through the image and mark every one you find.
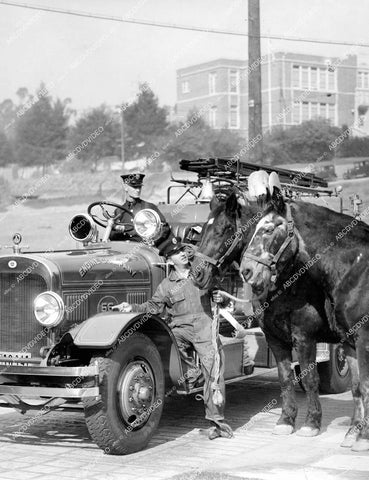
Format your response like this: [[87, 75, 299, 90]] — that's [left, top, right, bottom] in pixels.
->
[[0, 370, 368, 480]]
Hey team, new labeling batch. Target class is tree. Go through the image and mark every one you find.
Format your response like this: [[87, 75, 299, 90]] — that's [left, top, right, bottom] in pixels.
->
[[336, 135, 369, 157], [264, 119, 342, 165], [67, 105, 120, 172], [162, 113, 244, 169], [0, 99, 17, 141], [123, 84, 168, 160], [14, 83, 71, 167], [0, 131, 14, 166]]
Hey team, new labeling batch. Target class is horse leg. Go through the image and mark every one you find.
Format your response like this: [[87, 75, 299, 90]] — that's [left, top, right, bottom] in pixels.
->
[[351, 332, 369, 451], [294, 337, 321, 437], [341, 342, 363, 448], [267, 336, 297, 435]]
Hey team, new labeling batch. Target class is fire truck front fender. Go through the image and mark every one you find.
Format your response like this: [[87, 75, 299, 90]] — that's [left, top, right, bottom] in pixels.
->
[[63, 312, 184, 387], [67, 312, 170, 348]]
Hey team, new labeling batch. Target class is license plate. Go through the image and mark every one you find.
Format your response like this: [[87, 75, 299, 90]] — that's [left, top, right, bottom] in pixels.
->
[[0, 351, 31, 366]]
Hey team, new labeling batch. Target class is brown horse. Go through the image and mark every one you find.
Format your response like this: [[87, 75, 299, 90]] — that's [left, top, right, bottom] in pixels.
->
[[191, 189, 356, 444], [240, 178, 369, 451]]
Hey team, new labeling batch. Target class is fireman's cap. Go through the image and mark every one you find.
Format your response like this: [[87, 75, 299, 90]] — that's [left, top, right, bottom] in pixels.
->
[[159, 236, 185, 258], [121, 173, 145, 187]]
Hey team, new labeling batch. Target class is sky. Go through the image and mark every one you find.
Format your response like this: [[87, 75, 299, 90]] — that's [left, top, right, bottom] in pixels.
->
[[1, 0, 369, 114]]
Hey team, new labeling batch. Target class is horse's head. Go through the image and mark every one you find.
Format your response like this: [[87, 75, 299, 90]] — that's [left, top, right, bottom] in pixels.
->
[[240, 178, 299, 299], [190, 190, 244, 289]]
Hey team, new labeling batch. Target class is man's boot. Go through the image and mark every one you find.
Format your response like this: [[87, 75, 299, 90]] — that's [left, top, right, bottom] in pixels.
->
[[208, 420, 234, 440]]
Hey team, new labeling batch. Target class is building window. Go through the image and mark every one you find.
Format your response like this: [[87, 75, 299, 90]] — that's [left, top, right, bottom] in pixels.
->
[[318, 103, 328, 119], [292, 101, 336, 124], [209, 72, 217, 94], [229, 105, 239, 129], [310, 68, 318, 90], [292, 66, 300, 88], [301, 67, 309, 89], [229, 70, 239, 93], [358, 71, 369, 89], [209, 106, 217, 128], [181, 81, 189, 94], [292, 65, 336, 91], [292, 101, 301, 123], [302, 101, 309, 121], [311, 102, 318, 118], [319, 68, 327, 90]]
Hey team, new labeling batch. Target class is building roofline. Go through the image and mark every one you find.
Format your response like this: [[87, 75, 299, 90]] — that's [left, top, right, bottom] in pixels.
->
[[177, 58, 247, 74]]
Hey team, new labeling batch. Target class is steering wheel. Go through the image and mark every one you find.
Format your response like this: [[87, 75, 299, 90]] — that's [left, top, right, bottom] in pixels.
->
[[87, 201, 133, 229]]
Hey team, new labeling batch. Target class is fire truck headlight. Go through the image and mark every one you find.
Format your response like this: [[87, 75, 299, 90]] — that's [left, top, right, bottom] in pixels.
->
[[34, 291, 64, 327], [133, 209, 162, 241]]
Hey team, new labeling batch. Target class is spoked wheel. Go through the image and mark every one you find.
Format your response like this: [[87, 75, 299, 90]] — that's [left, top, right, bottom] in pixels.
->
[[83, 333, 165, 455]]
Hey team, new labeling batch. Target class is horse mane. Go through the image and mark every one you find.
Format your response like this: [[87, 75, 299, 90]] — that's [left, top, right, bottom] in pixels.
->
[[292, 201, 369, 247]]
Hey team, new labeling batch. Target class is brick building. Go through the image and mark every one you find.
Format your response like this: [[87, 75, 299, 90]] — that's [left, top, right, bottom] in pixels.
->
[[176, 53, 368, 138]]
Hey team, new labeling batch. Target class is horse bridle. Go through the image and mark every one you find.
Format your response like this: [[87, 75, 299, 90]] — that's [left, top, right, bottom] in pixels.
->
[[242, 202, 295, 284], [196, 214, 244, 269]]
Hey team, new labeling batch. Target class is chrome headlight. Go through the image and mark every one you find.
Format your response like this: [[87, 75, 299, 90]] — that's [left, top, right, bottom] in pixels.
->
[[34, 291, 64, 327], [133, 209, 162, 241]]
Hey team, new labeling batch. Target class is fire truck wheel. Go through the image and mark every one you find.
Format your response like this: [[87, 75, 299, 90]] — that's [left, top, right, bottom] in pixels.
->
[[83, 332, 165, 455], [318, 344, 350, 394]]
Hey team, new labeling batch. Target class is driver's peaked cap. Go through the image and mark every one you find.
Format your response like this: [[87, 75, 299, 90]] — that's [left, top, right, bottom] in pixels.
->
[[121, 173, 145, 187]]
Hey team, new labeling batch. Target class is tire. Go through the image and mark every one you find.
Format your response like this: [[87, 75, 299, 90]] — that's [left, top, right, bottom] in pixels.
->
[[318, 344, 350, 394], [83, 332, 165, 455]]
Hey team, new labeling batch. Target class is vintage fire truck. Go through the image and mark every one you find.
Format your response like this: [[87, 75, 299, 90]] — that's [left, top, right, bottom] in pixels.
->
[[0, 159, 350, 455]]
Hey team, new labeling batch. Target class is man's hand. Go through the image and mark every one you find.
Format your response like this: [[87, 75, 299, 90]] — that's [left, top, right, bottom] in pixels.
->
[[212, 290, 224, 304], [114, 225, 125, 232], [112, 302, 132, 312]]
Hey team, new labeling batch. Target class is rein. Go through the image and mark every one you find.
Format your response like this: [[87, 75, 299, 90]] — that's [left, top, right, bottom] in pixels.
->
[[243, 202, 295, 283]]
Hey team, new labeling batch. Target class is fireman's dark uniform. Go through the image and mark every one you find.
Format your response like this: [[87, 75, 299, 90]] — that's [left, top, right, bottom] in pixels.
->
[[109, 197, 172, 246], [109, 173, 172, 247]]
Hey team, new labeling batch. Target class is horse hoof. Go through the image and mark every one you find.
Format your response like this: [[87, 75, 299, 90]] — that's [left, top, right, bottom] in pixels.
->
[[351, 439, 369, 452], [341, 433, 357, 448], [273, 424, 294, 435], [296, 426, 320, 437]]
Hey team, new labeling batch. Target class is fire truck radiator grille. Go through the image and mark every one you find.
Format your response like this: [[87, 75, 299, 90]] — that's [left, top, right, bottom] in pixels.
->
[[62, 294, 89, 333], [127, 292, 147, 304], [0, 273, 48, 357]]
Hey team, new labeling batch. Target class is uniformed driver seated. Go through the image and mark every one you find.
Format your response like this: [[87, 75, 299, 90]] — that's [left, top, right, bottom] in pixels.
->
[[109, 172, 173, 247]]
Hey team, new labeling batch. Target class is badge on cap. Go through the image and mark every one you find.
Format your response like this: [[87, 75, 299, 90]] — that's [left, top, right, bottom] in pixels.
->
[[172, 238, 177, 244]]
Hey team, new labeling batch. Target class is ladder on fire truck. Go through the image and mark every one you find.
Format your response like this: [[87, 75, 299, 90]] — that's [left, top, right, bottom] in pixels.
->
[[179, 158, 338, 197]]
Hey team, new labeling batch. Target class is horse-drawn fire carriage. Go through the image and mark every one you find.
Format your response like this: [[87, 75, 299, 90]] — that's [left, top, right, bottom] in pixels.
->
[[0, 158, 357, 454]]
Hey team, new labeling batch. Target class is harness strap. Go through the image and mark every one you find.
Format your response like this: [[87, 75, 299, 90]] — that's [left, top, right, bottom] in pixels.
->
[[195, 251, 219, 266], [195, 215, 243, 268], [217, 216, 243, 267], [243, 202, 295, 281], [242, 252, 273, 268]]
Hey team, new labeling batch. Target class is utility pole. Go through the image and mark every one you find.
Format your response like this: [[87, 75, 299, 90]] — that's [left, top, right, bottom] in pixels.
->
[[120, 108, 125, 168], [248, 0, 263, 163]]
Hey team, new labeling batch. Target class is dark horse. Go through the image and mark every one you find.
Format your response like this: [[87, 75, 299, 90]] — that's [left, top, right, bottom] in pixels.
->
[[191, 189, 358, 446], [240, 179, 369, 451]]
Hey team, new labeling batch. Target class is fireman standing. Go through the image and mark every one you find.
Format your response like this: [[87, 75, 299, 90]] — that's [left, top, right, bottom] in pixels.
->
[[113, 236, 233, 440]]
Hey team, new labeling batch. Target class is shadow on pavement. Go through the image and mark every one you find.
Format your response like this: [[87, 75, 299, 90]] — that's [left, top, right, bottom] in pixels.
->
[[0, 374, 354, 452]]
